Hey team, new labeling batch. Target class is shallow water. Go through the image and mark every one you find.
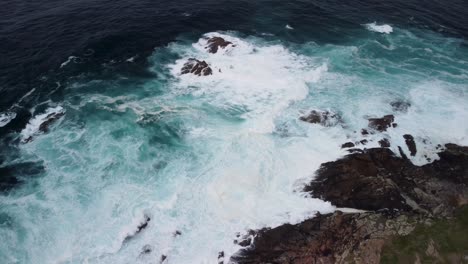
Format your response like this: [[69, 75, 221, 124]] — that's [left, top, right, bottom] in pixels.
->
[[0, 1, 467, 263]]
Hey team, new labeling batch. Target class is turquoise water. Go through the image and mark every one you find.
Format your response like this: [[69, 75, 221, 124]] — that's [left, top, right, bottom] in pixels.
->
[[0, 25, 467, 263]]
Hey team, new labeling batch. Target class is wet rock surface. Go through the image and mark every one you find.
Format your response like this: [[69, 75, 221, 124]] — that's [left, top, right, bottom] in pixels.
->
[[300, 110, 342, 127], [22, 111, 65, 143], [378, 138, 391, 148], [231, 211, 420, 264], [231, 144, 468, 264], [305, 145, 468, 214], [368, 114, 396, 132], [181, 58, 213, 76], [403, 134, 417, 156], [341, 142, 355, 149], [205, 37, 233, 53]]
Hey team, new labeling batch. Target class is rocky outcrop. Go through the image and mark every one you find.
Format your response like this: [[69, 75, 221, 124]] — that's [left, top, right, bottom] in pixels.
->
[[21, 107, 65, 143], [378, 138, 390, 148], [38, 112, 64, 133], [231, 211, 419, 264], [231, 144, 468, 263], [367, 114, 396, 132], [300, 110, 342, 127], [403, 134, 417, 156], [205, 37, 233, 53], [181, 58, 213, 76], [341, 142, 355, 149], [304, 145, 468, 215]]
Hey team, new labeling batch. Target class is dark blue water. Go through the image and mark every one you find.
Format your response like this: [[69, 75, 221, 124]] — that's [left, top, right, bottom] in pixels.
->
[[0, 0, 467, 263]]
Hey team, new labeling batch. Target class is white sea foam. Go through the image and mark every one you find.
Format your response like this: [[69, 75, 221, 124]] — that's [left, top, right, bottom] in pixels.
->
[[285, 24, 294, 30], [169, 32, 327, 133], [365, 22, 393, 34], [60, 56, 78, 68], [2, 29, 467, 264], [0, 112, 16, 127], [20, 106, 65, 142]]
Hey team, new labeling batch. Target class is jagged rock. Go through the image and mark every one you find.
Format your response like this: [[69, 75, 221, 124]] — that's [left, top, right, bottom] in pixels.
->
[[22, 110, 65, 143], [137, 215, 151, 233], [181, 58, 213, 76], [390, 100, 411, 112], [38, 112, 64, 133], [232, 144, 468, 264], [379, 138, 391, 148], [300, 110, 342, 127], [205, 37, 233, 53], [361, 129, 370, 135], [305, 148, 413, 211], [141, 245, 152, 255], [218, 251, 225, 264], [403, 134, 417, 156], [124, 215, 151, 242], [368, 114, 396, 132], [231, 211, 420, 264], [304, 145, 468, 215], [341, 142, 355, 149]]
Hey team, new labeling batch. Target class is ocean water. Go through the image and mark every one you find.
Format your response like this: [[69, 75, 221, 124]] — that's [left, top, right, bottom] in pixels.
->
[[0, 0, 467, 263]]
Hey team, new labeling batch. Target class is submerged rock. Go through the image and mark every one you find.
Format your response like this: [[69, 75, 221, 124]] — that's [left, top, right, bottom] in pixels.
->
[[368, 114, 396, 132], [205, 37, 233, 53], [181, 58, 213, 76], [21, 107, 65, 143], [300, 110, 342, 127], [124, 215, 151, 242], [390, 100, 411, 113]]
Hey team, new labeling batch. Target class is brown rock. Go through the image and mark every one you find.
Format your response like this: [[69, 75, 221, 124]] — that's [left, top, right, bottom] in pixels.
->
[[300, 110, 342, 127], [231, 144, 468, 264], [231, 211, 418, 264], [39, 112, 65, 133], [368, 115, 395, 132], [205, 37, 233, 53], [341, 142, 355, 149], [403, 134, 417, 156], [181, 58, 213, 76], [379, 138, 391, 148], [305, 145, 468, 214]]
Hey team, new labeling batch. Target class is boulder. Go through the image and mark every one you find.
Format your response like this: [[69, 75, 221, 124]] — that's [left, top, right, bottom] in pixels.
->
[[341, 142, 355, 149], [300, 110, 342, 127], [379, 138, 391, 148], [368, 114, 396, 132], [181, 58, 213, 76], [205, 37, 233, 53], [403, 134, 417, 156]]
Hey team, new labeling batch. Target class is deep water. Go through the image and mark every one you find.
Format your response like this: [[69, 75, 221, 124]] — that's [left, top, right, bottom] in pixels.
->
[[0, 0, 467, 263]]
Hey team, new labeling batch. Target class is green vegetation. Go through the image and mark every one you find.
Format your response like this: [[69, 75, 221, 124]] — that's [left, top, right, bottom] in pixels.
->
[[381, 206, 468, 264]]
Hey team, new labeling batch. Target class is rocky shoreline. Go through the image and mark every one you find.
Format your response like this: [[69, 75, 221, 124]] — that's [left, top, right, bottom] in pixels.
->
[[230, 144, 468, 263], [175, 35, 468, 264]]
